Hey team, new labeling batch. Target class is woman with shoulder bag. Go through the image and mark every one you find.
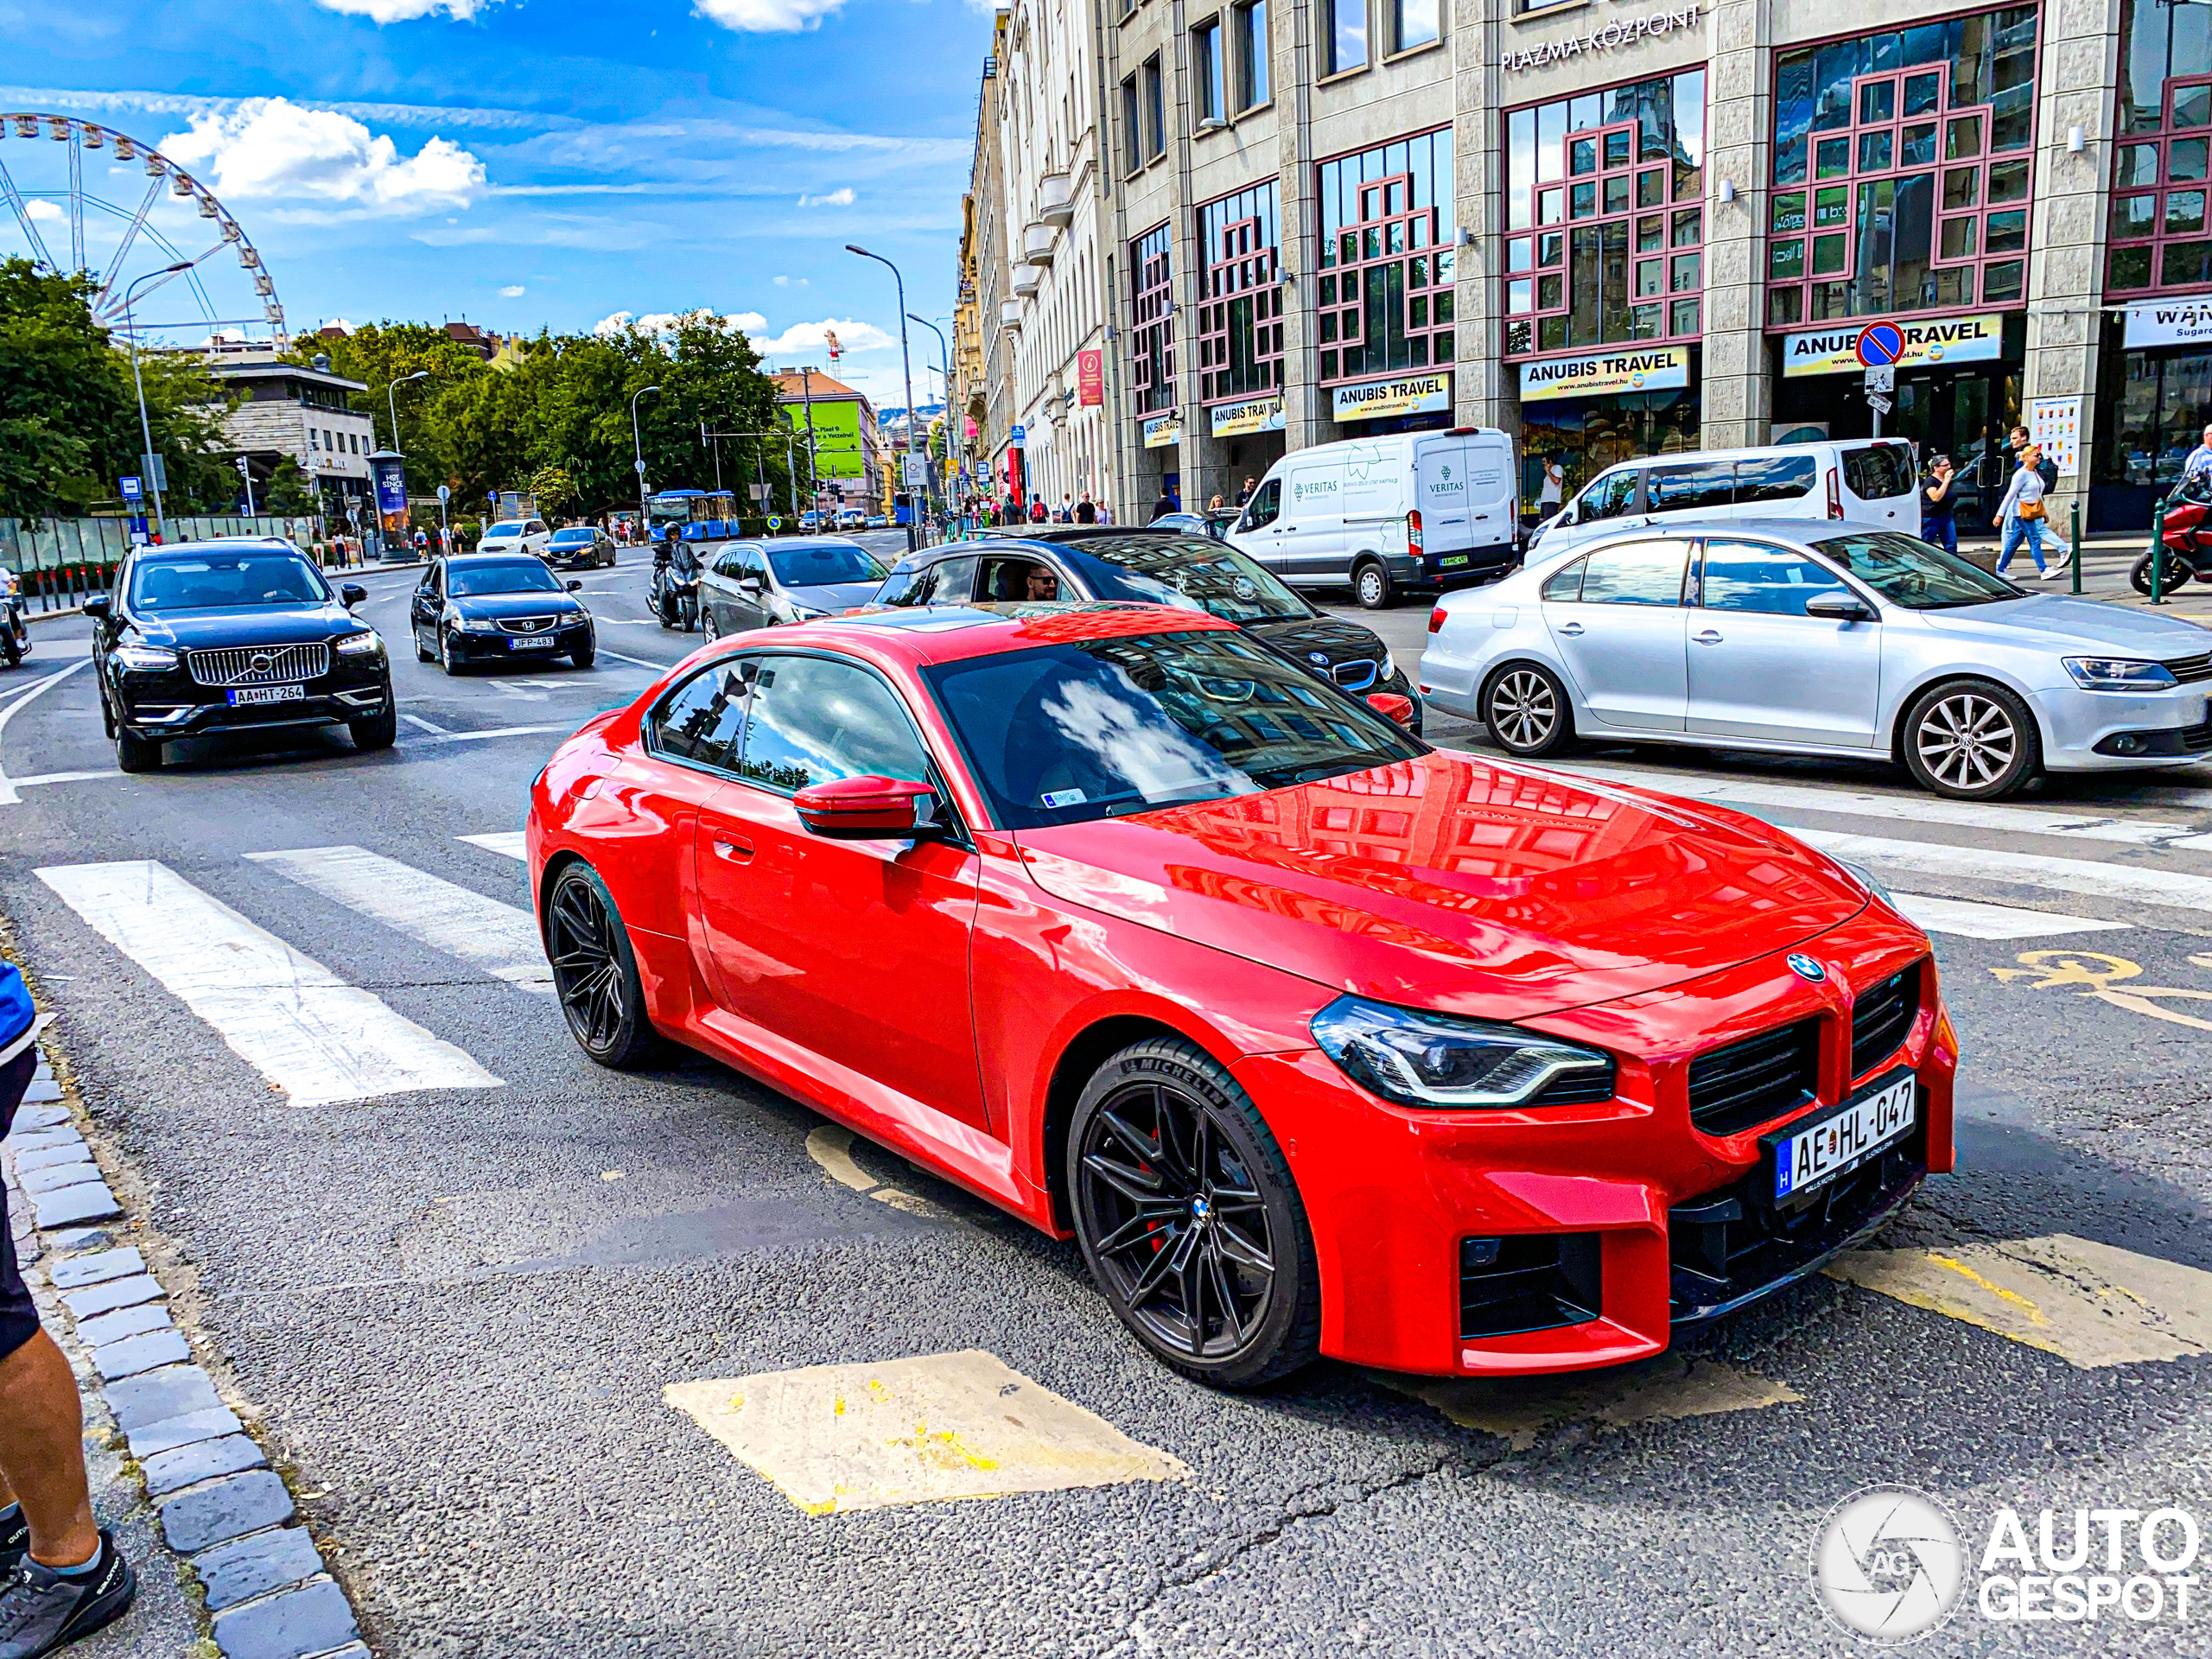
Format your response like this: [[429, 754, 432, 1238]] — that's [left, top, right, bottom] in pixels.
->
[[1995, 442, 2056, 580]]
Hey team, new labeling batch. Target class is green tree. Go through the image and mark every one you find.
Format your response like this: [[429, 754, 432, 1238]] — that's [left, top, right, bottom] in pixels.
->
[[530, 464, 575, 520], [262, 456, 316, 517]]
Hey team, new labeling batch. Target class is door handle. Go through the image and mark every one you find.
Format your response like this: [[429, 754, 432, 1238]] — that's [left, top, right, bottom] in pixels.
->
[[1557, 621, 1585, 636], [1694, 630, 1723, 645], [713, 837, 753, 861]]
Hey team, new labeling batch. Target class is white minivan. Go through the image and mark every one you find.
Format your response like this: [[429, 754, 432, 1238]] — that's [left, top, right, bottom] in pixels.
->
[[1227, 428, 1517, 609], [1529, 439, 1920, 556]]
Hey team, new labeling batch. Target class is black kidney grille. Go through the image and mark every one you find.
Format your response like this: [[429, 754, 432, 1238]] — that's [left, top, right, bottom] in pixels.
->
[[1850, 961, 1923, 1079], [1687, 1019, 1818, 1136]]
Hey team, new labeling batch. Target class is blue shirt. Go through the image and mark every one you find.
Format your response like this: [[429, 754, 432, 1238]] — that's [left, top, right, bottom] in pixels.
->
[[2186, 444, 2212, 481], [0, 963, 32, 1052]]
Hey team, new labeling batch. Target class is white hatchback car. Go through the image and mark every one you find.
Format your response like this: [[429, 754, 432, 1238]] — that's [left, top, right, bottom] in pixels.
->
[[1421, 519, 2212, 799]]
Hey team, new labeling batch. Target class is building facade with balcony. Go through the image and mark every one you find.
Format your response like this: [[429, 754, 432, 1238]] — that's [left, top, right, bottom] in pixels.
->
[[963, 0, 2209, 533], [204, 350, 374, 519]]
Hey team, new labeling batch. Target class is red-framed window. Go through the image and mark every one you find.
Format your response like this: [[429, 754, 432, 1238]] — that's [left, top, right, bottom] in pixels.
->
[[1316, 130, 1456, 385], [1197, 182, 1283, 404], [1766, 9, 2037, 327], [1131, 221, 1175, 415], [2108, 75, 2212, 294]]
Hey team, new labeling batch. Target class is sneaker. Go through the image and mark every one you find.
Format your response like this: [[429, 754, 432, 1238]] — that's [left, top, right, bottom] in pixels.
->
[[0, 1513, 22, 1577], [0, 1533, 136, 1658]]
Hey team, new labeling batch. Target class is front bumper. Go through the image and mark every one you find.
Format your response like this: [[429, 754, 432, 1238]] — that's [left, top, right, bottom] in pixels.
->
[[1232, 905, 1955, 1376], [2035, 680, 2212, 771], [447, 622, 594, 661], [116, 662, 391, 740]]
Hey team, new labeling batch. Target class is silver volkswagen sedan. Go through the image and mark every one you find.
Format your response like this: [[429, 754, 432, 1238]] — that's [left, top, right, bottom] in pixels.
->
[[1421, 519, 2212, 799]]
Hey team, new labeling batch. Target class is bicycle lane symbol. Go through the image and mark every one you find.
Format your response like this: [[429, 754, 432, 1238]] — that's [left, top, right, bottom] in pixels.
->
[[1992, 950, 2212, 1033]]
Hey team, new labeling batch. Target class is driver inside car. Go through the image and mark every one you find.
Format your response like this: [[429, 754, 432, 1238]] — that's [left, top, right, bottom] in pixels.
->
[[1023, 564, 1059, 601]]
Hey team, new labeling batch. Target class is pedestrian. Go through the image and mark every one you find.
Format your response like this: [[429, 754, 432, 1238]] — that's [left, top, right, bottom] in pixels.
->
[[1539, 455, 1564, 518], [1076, 493, 1096, 524], [413, 527, 428, 557], [1236, 477, 1255, 506], [1058, 493, 1075, 522], [1919, 454, 1959, 556], [2186, 423, 2212, 485], [1097, 501, 1114, 525], [0, 962, 138, 1655], [1995, 441, 2056, 580], [1150, 486, 1176, 523], [1029, 494, 1048, 524], [2008, 426, 2057, 494]]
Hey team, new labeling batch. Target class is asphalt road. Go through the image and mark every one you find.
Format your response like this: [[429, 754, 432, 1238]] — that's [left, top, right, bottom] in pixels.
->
[[2, 537, 2209, 1657]]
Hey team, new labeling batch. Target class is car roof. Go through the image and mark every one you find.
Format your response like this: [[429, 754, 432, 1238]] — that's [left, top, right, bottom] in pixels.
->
[[1560, 518, 1901, 550], [750, 600, 1236, 669], [448, 550, 549, 562], [139, 537, 296, 554]]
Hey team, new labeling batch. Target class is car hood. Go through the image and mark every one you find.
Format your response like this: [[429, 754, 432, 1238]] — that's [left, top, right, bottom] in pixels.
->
[[131, 604, 362, 648], [1243, 612, 1392, 671], [448, 591, 585, 620], [1011, 749, 1868, 1020], [785, 579, 890, 613], [1916, 594, 2212, 657]]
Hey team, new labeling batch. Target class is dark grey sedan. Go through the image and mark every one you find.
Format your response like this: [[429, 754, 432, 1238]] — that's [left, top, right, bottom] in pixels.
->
[[697, 537, 892, 640]]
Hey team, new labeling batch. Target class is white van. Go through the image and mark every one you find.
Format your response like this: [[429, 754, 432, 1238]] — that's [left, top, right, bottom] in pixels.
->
[[1529, 439, 1920, 556], [1227, 428, 1517, 610]]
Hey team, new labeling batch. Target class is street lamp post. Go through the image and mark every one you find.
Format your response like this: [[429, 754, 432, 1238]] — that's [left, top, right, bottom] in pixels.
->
[[120, 262, 194, 542], [384, 369, 429, 453], [908, 313, 953, 525], [630, 384, 662, 543], [847, 245, 921, 549]]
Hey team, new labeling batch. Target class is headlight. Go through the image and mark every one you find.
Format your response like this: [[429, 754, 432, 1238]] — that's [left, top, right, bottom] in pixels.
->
[[462, 616, 500, 632], [1837, 858, 1895, 906], [789, 606, 828, 622], [1309, 995, 1613, 1109], [334, 629, 383, 657], [1380, 646, 1398, 681], [2063, 657, 2177, 691], [112, 643, 179, 672]]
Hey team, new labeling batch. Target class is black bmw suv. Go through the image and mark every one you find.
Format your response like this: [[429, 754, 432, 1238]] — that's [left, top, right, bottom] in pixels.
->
[[87, 538, 394, 773]]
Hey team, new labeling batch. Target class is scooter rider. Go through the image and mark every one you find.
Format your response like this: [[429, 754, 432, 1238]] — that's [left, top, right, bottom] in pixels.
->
[[652, 529, 702, 630]]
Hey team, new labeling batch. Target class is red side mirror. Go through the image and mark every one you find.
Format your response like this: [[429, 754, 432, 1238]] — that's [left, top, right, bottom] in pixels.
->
[[792, 774, 943, 839], [1365, 692, 1415, 728]]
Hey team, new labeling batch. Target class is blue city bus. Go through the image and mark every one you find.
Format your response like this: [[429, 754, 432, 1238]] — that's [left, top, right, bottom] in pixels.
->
[[646, 489, 739, 543]]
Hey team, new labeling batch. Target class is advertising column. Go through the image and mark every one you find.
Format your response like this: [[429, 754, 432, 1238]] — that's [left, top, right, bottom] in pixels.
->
[[368, 449, 408, 560]]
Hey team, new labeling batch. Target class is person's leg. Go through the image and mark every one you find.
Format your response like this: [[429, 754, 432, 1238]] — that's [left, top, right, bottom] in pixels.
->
[[1996, 516, 2022, 573], [1939, 519, 1957, 556], [2028, 518, 2048, 575], [0, 1332, 92, 1567]]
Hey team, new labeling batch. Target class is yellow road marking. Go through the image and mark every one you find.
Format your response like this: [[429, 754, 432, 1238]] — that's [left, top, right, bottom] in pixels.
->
[[1378, 1356, 1802, 1452], [665, 1351, 1186, 1515], [804, 1125, 947, 1219], [1828, 1235, 2212, 1368]]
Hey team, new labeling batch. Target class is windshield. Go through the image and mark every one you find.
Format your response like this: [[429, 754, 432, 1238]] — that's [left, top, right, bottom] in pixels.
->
[[130, 550, 328, 612], [485, 522, 524, 537], [767, 543, 889, 586], [925, 628, 1425, 830], [1074, 536, 1310, 623], [1813, 531, 2021, 609], [549, 529, 595, 544], [448, 560, 562, 596]]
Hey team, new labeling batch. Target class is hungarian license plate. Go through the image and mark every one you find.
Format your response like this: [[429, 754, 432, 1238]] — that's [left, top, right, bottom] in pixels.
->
[[226, 683, 304, 707], [508, 635, 558, 651], [1440, 554, 1471, 568], [1769, 1071, 1916, 1206]]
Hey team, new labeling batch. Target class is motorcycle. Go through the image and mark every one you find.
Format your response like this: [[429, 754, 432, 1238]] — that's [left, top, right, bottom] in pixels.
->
[[649, 540, 699, 632], [0, 581, 29, 670], [2131, 476, 2212, 594]]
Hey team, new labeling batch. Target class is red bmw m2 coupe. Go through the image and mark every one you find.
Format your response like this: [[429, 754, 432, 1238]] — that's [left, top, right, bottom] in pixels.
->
[[526, 601, 1955, 1387]]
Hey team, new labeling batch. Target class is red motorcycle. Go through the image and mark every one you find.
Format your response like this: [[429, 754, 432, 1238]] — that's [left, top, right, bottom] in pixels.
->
[[2131, 476, 2212, 594]]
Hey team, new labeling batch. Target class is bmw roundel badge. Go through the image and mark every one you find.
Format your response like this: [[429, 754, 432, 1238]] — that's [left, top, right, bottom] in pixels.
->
[[1787, 953, 1827, 982]]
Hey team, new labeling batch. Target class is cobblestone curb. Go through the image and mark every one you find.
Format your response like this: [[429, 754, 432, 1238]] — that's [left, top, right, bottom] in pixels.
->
[[5, 1041, 371, 1659]]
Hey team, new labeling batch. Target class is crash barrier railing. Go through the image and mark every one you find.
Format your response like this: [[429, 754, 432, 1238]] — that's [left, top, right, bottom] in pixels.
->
[[0, 515, 372, 613]]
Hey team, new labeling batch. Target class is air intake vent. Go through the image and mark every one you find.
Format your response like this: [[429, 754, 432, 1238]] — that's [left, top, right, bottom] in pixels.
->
[[1459, 1233, 1601, 1339], [1688, 1019, 1818, 1136], [1529, 1058, 1618, 1107], [1849, 962, 1922, 1080]]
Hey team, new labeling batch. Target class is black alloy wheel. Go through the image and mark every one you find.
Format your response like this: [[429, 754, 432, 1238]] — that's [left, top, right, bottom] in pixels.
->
[[438, 626, 464, 675], [1069, 1037, 1319, 1388], [414, 626, 434, 663], [114, 728, 162, 773], [349, 701, 397, 750], [1483, 662, 1575, 758], [544, 863, 660, 1068]]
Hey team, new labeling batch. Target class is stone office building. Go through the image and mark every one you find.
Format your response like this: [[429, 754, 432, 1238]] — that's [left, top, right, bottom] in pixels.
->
[[975, 0, 2212, 531]]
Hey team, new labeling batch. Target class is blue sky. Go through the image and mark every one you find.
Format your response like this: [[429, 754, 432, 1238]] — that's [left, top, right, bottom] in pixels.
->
[[0, 0, 989, 410]]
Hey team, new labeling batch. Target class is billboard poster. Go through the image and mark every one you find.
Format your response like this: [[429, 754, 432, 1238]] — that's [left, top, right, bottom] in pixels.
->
[[1209, 397, 1285, 436], [1077, 349, 1104, 407], [371, 455, 409, 541], [1331, 372, 1451, 422], [1519, 346, 1689, 403]]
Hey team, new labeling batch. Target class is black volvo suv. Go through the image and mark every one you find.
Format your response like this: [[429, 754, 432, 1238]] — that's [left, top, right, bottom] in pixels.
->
[[87, 538, 396, 772]]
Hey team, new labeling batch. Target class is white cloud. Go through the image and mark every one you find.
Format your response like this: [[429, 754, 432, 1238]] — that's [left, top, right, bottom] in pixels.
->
[[796, 187, 855, 208], [591, 308, 768, 339], [749, 316, 896, 358], [161, 98, 484, 214], [693, 0, 847, 31], [310, 0, 500, 21], [24, 200, 60, 221], [772, 275, 808, 287], [498, 283, 526, 297]]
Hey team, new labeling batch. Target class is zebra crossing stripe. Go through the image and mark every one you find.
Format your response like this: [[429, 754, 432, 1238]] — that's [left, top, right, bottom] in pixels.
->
[[1796, 828, 2212, 918], [1885, 893, 2131, 941], [35, 861, 500, 1106], [458, 832, 526, 861], [245, 846, 551, 994]]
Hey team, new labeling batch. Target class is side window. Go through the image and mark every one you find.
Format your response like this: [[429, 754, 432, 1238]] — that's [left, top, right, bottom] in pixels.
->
[[977, 557, 1065, 601], [1581, 469, 1639, 521], [422, 563, 443, 599], [713, 550, 744, 579], [1841, 443, 1915, 501], [645, 664, 750, 771], [527, 520, 546, 535], [734, 656, 930, 793], [876, 563, 930, 607], [1242, 478, 1282, 529], [1736, 454, 1819, 504], [921, 556, 977, 604], [1577, 539, 1689, 606], [1699, 541, 1849, 616], [1645, 461, 1737, 514], [739, 544, 767, 582], [1540, 557, 1587, 601]]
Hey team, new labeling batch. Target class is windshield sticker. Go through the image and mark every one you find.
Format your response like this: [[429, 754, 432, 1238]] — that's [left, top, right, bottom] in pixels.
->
[[1041, 788, 1088, 808]]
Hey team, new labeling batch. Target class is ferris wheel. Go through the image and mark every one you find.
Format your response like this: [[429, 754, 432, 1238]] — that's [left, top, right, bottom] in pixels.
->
[[0, 111, 286, 347]]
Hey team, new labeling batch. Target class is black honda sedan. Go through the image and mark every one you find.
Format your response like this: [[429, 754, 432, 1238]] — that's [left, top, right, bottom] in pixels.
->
[[870, 533, 1424, 730], [86, 538, 394, 773], [411, 553, 596, 674]]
